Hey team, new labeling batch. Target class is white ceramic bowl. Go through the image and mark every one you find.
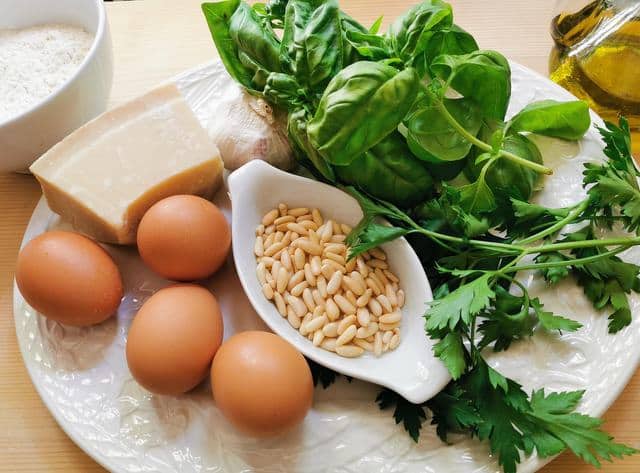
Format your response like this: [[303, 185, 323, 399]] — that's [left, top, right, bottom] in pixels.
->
[[0, 0, 113, 173], [229, 160, 451, 403]]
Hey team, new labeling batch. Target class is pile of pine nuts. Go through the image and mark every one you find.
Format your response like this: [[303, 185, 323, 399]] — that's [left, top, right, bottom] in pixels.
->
[[254, 203, 403, 358]]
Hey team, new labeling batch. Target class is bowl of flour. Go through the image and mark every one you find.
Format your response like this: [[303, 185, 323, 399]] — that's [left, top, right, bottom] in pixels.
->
[[0, 0, 112, 172]]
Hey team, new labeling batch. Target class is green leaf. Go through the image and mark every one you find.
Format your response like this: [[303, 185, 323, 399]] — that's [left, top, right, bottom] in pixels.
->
[[531, 298, 582, 332], [308, 61, 420, 165], [288, 108, 336, 181], [535, 252, 571, 285], [376, 389, 427, 442], [459, 177, 498, 214], [431, 50, 511, 120], [433, 332, 466, 379], [346, 221, 409, 259], [508, 100, 591, 140], [202, 0, 255, 89], [427, 384, 482, 442], [336, 132, 435, 207], [508, 199, 571, 238], [263, 72, 305, 108], [387, 0, 453, 64], [405, 96, 483, 162], [369, 15, 383, 34], [425, 274, 496, 332], [344, 29, 391, 61], [418, 24, 478, 75]]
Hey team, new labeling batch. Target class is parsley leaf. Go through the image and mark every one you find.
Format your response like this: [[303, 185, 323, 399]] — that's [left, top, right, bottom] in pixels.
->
[[433, 332, 467, 379], [535, 252, 571, 284], [376, 388, 427, 442], [508, 199, 571, 238], [531, 298, 582, 332]]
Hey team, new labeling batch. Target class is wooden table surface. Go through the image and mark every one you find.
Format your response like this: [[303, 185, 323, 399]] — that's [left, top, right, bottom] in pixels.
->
[[0, 1, 638, 472]]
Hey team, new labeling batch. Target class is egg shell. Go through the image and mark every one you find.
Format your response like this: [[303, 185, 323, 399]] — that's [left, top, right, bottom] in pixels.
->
[[136, 195, 231, 281], [211, 331, 313, 437], [15, 231, 123, 326], [126, 284, 224, 395]]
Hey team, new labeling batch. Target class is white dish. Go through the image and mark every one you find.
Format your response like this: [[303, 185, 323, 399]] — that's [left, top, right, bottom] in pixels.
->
[[13, 60, 640, 473], [0, 0, 113, 173], [228, 159, 451, 403]]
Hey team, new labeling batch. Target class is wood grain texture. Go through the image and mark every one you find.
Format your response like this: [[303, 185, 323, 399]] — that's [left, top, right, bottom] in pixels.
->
[[0, 1, 637, 472]]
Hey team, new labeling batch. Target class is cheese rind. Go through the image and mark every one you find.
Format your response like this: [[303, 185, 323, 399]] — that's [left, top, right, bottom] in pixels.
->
[[30, 84, 223, 244]]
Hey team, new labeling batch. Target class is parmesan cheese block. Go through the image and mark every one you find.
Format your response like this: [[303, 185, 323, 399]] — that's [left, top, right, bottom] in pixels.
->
[[30, 84, 223, 244]]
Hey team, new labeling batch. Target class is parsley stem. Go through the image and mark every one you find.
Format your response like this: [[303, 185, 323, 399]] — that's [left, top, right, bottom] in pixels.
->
[[409, 224, 523, 254], [528, 236, 640, 254], [517, 200, 590, 245], [431, 95, 553, 175], [504, 246, 629, 273]]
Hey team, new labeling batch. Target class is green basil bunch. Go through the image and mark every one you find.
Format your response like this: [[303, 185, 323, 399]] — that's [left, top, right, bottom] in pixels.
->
[[202, 0, 591, 215]]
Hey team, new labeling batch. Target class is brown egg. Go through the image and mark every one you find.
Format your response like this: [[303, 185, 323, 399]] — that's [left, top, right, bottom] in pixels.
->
[[15, 231, 123, 326], [136, 195, 231, 281], [126, 284, 223, 395], [211, 331, 313, 437]]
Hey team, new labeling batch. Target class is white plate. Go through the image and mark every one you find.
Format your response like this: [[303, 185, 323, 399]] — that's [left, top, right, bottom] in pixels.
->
[[13, 60, 640, 473]]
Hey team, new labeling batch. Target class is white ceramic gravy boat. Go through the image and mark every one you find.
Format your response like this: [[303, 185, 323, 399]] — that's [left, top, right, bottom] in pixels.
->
[[228, 160, 450, 403]]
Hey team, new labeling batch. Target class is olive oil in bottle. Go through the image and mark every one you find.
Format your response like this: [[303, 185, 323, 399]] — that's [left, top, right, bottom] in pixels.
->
[[549, 0, 640, 154]]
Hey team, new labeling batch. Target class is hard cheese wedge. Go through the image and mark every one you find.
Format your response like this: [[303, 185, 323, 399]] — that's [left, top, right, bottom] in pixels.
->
[[30, 84, 223, 244]]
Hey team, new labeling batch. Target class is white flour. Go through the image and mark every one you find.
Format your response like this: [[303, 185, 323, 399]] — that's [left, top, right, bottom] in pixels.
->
[[0, 23, 93, 122]]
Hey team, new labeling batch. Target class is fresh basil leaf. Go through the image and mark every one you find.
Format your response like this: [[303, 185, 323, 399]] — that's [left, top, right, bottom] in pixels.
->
[[344, 30, 391, 61], [387, 0, 453, 64], [336, 132, 434, 207], [229, 2, 282, 76], [202, 0, 255, 89], [288, 108, 336, 181], [266, 0, 288, 22], [369, 15, 384, 34], [280, 0, 324, 74], [508, 100, 591, 140], [263, 72, 305, 108], [308, 61, 420, 165], [405, 96, 482, 162], [459, 177, 497, 214], [431, 50, 511, 120]]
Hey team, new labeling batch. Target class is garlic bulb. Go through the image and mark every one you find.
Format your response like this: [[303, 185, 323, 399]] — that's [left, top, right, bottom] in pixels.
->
[[178, 62, 294, 172]]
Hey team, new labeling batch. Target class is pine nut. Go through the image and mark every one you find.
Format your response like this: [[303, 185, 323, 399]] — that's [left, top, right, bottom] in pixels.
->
[[336, 344, 364, 357], [330, 234, 346, 243], [345, 290, 357, 306], [356, 257, 369, 277], [287, 294, 307, 317], [291, 231, 299, 240], [326, 298, 340, 321], [276, 267, 289, 293], [377, 294, 393, 313], [271, 260, 281, 282], [256, 262, 267, 285], [375, 268, 389, 286], [323, 259, 346, 274], [308, 229, 320, 245], [294, 248, 305, 271], [264, 233, 275, 249], [288, 207, 309, 217], [325, 252, 346, 266], [321, 338, 337, 352], [336, 324, 357, 346], [357, 307, 371, 327], [281, 230, 292, 247], [366, 277, 383, 295], [369, 247, 386, 260], [384, 269, 399, 283], [254, 236, 264, 257], [374, 332, 383, 356], [379, 322, 400, 331], [256, 224, 265, 236], [310, 256, 322, 275], [323, 322, 339, 337], [312, 330, 325, 346], [320, 222, 333, 243], [286, 222, 308, 235], [264, 241, 286, 257], [312, 208, 323, 226], [280, 250, 292, 271], [262, 283, 274, 300], [385, 284, 397, 306], [287, 270, 305, 291], [369, 258, 388, 269], [331, 220, 341, 235], [368, 297, 383, 316], [264, 224, 275, 235], [354, 338, 373, 351], [324, 243, 345, 255], [312, 305, 324, 319], [297, 215, 315, 225], [294, 238, 322, 256], [382, 330, 393, 344], [389, 334, 400, 350], [277, 203, 288, 216], [274, 292, 286, 317], [274, 231, 284, 243], [356, 288, 372, 307], [312, 289, 324, 307], [366, 335, 375, 343], [287, 307, 301, 329], [317, 275, 328, 298], [291, 280, 308, 297], [397, 289, 405, 308], [274, 215, 295, 226], [334, 294, 356, 314], [265, 270, 275, 288], [379, 311, 401, 324], [345, 257, 356, 272], [304, 263, 316, 286], [357, 322, 378, 339], [302, 288, 315, 313], [262, 209, 279, 226], [327, 271, 343, 295], [337, 315, 356, 335], [305, 315, 328, 333]]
